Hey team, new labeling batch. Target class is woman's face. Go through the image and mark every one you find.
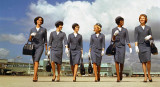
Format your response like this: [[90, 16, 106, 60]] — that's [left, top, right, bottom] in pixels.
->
[[58, 25, 63, 31], [74, 26, 79, 32], [119, 20, 124, 26], [36, 18, 43, 25], [139, 16, 146, 24], [94, 25, 100, 33]]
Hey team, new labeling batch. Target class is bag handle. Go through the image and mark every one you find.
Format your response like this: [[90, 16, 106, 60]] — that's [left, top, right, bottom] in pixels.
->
[[81, 56, 83, 64]]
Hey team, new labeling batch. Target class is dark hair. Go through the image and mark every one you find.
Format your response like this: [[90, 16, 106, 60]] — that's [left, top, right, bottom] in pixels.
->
[[34, 16, 44, 25], [115, 16, 124, 25], [139, 14, 147, 24], [95, 23, 102, 28], [72, 23, 79, 30], [55, 21, 63, 28]]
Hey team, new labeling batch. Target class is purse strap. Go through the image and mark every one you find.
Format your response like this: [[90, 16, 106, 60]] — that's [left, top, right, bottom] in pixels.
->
[[88, 56, 91, 63], [81, 56, 83, 64]]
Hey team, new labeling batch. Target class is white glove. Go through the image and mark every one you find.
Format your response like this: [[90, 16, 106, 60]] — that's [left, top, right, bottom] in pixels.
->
[[81, 54, 83, 58], [135, 46, 139, 53], [101, 50, 104, 56], [129, 48, 132, 53], [67, 52, 70, 58], [65, 48, 69, 54], [47, 51, 50, 55], [144, 35, 152, 41], [31, 32, 36, 36], [88, 52, 91, 57], [114, 30, 119, 36]]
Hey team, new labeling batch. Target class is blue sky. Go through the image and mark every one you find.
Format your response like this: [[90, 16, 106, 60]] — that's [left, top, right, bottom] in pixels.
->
[[0, 0, 160, 71], [0, 0, 95, 62]]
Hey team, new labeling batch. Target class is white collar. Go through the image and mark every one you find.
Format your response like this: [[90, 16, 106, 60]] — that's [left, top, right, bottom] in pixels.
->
[[118, 27, 122, 31], [74, 32, 78, 37], [96, 33, 99, 37], [56, 31, 60, 35], [36, 27, 40, 31], [141, 25, 145, 30]]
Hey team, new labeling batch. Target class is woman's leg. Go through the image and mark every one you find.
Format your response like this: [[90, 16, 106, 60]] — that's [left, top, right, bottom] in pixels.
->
[[97, 65, 101, 81], [147, 61, 152, 80], [142, 62, 147, 81], [73, 64, 78, 81], [33, 62, 39, 80], [115, 62, 120, 82], [93, 63, 98, 81], [120, 63, 124, 80], [57, 64, 61, 81], [51, 61, 56, 80]]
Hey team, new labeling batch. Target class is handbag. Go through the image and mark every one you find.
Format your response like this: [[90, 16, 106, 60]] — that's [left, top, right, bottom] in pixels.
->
[[151, 43, 158, 55], [23, 40, 34, 55], [46, 55, 51, 72], [106, 42, 116, 56], [80, 57, 85, 75], [88, 57, 93, 74]]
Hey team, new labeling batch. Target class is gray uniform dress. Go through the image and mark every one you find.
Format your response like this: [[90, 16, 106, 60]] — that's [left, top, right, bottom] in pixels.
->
[[68, 33, 83, 66], [30, 27, 47, 62], [90, 33, 105, 66], [111, 27, 130, 64], [49, 31, 67, 64], [134, 25, 153, 63]]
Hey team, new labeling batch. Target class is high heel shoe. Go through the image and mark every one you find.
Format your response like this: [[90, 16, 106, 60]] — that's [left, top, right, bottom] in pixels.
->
[[120, 77, 122, 81], [56, 77, 60, 82], [143, 80, 147, 82], [33, 75, 38, 82], [98, 77, 100, 82], [143, 78, 147, 82], [148, 76, 152, 82], [33, 80, 37, 82], [52, 76, 56, 82], [149, 79, 152, 82], [95, 80, 98, 82], [73, 77, 76, 82], [117, 80, 120, 82]]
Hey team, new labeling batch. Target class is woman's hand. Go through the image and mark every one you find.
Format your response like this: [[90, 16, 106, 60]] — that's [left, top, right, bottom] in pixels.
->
[[135, 42, 139, 53], [144, 35, 152, 41], [127, 44, 132, 53], [31, 32, 36, 36], [101, 48, 105, 56], [114, 30, 119, 36], [88, 48, 91, 57], [81, 50, 83, 58]]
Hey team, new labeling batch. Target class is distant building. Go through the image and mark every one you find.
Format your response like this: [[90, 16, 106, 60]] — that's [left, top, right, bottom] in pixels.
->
[[0, 59, 33, 75]]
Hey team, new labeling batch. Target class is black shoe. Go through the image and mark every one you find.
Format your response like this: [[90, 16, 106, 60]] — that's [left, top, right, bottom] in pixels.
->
[[73, 77, 76, 82], [117, 80, 120, 82], [144, 78, 147, 82], [56, 80, 60, 82], [52, 76, 56, 82], [98, 78, 100, 82], [95, 80, 98, 82], [143, 80, 147, 82], [33, 80, 37, 82], [120, 77, 122, 81], [149, 79, 152, 82]]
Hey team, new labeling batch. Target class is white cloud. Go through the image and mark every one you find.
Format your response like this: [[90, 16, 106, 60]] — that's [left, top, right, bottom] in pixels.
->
[[0, 33, 27, 44], [25, 0, 160, 41], [23, 0, 160, 71], [0, 48, 9, 58]]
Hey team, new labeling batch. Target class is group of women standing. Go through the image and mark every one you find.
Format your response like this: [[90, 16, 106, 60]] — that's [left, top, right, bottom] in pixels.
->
[[29, 14, 154, 83]]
